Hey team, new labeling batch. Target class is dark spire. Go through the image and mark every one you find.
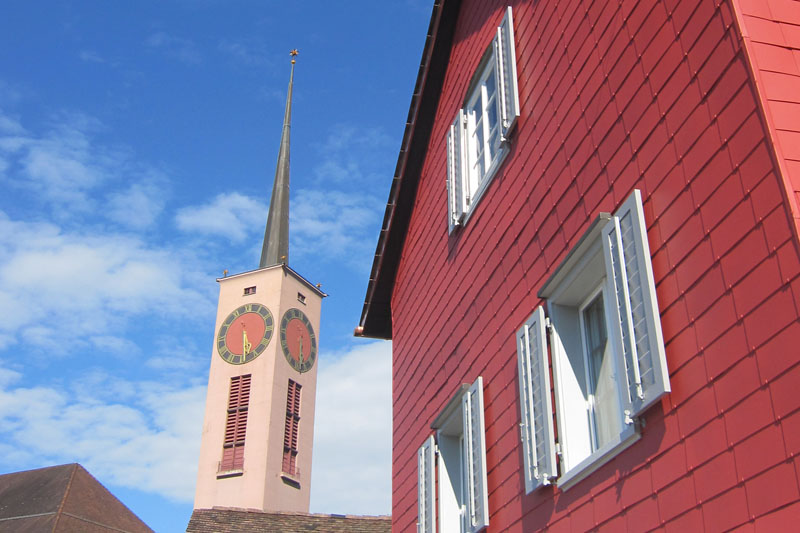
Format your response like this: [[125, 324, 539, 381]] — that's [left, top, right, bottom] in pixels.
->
[[260, 50, 298, 268]]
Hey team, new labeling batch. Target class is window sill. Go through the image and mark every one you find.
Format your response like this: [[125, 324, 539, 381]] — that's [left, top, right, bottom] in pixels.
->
[[281, 473, 301, 489], [556, 425, 640, 491], [216, 469, 244, 479]]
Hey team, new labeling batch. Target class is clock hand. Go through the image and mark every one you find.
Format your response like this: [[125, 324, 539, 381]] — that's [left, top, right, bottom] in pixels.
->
[[242, 326, 251, 357], [298, 335, 303, 365]]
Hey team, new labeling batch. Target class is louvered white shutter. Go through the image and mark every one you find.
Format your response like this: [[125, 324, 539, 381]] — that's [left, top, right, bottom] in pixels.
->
[[446, 110, 467, 233], [516, 306, 556, 493], [462, 377, 489, 532], [495, 6, 519, 138], [602, 189, 670, 417], [417, 436, 435, 533]]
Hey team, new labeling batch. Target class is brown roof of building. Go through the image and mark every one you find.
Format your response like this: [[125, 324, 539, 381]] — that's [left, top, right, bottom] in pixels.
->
[[0, 463, 152, 533], [186, 508, 391, 533]]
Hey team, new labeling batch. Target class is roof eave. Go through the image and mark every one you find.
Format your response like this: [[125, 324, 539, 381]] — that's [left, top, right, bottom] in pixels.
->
[[357, 0, 461, 340]]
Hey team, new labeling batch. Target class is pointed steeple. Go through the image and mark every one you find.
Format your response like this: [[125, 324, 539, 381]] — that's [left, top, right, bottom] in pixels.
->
[[260, 50, 298, 268]]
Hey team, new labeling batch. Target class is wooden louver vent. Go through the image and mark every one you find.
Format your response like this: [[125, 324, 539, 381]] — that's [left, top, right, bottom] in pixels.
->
[[220, 374, 251, 471], [282, 379, 301, 475]]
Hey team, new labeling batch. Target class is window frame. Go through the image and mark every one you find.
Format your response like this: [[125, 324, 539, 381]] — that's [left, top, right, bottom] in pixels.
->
[[446, 6, 519, 234], [516, 189, 670, 492], [417, 377, 489, 533]]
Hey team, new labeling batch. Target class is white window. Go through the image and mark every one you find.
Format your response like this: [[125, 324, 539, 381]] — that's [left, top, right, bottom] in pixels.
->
[[417, 377, 489, 533], [447, 6, 519, 233], [517, 190, 671, 491]]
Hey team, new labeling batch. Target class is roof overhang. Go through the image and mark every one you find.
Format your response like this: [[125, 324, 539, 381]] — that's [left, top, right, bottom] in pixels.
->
[[356, 0, 461, 339]]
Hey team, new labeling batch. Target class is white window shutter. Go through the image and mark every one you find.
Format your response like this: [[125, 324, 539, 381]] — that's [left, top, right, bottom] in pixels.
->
[[446, 110, 466, 233], [462, 377, 489, 532], [516, 306, 556, 493], [602, 189, 670, 417], [417, 436, 435, 533], [495, 6, 520, 138]]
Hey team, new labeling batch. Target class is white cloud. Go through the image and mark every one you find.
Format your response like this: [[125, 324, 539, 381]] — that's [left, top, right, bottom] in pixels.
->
[[291, 188, 382, 269], [146, 334, 209, 371], [310, 340, 392, 515], [90, 335, 142, 357], [19, 120, 112, 212], [0, 377, 206, 502], [0, 341, 393, 509], [288, 123, 393, 271], [105, 175, 168, 229], [145, 32, 201, 65], [175, 192, 266, 243], [0, 109, 24, 135], [312, 124, 394, 185], [79, 50, 106, 64], [0, 367, 21, 387], [0, 111, 169, 222], [0, 212, 213, 355], [218, 39, 269, 67]]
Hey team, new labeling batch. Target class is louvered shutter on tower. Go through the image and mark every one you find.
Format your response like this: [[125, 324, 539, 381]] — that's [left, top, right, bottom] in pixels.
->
[[516, 306, 556, 493], [283, 380, 302, 475], [462, 377, 489, 532], [221, 374, 251, 471], [417, 436, 435, 533], [602, 189, 670, 417]]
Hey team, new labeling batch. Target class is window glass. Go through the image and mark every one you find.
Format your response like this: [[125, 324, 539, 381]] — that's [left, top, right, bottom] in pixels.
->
[[582, 291, 620, 451]]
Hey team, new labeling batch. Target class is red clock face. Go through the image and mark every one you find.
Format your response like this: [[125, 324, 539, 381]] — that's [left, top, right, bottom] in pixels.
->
[[280, 308, 317, 373], [283, 318, 312, 362], [217, 303, 274, 365], [225, 313, 267, 354]]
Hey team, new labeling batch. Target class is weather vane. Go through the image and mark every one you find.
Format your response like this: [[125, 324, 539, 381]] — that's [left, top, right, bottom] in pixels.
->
[[290, 49, 298, 64]]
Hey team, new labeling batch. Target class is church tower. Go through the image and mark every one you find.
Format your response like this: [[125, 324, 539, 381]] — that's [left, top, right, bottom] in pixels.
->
[[194, 51, 324, 513]]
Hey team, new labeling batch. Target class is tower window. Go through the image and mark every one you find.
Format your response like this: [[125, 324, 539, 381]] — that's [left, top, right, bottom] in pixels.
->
[[219, 374, 251, 473], [243, 286, 256, 295], [282, 379, 302, 476], [297, 292, 306, 304]]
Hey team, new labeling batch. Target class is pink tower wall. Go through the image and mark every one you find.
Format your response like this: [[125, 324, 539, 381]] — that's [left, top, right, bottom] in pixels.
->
[[390, 0, 800, 530]]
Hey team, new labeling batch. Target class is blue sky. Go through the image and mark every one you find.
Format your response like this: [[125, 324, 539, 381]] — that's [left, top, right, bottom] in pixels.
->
[[0, 2, 430, 531]]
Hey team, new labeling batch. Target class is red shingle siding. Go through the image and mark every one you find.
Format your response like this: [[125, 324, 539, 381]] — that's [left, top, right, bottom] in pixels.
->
[[733, 0, 800, 227], [390, 0, 800, 531]]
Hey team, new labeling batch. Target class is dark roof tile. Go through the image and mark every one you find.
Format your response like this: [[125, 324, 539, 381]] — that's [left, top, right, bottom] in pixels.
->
[[0, 464, 152, 533], [186, 508, 391, 533]]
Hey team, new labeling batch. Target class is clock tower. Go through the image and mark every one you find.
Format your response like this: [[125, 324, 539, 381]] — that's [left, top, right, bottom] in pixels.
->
[[193, 51, 324, 513]]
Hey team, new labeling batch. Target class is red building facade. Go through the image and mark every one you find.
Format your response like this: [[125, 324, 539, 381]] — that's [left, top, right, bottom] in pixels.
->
[[359, 0, 800, 531]]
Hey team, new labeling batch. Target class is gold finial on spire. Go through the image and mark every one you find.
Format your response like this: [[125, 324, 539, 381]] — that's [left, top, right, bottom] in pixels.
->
[[290, 49, 298, 64]]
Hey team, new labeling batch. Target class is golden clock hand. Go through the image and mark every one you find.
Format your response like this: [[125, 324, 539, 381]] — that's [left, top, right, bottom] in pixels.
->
[[242, 326, 251, 356], [298, 335, 303, 364]]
